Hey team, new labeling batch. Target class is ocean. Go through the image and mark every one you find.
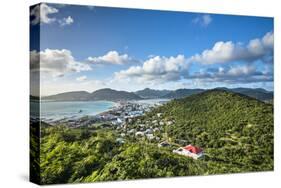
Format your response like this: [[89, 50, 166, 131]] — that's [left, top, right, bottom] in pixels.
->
[[39, 100, 116, 121], [31, 99, 170, 122]]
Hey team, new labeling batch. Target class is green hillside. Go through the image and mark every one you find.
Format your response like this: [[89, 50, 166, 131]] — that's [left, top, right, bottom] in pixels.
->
[[38, 89, 273, 184], [149, 89, 273, 171]]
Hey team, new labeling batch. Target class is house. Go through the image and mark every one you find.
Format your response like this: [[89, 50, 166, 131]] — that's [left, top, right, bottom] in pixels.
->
[[135, 131, 145, 137], [127, 129, 135, 135], [158, 141, 170, 147], [153, 127, 160, 132], [145, 128, 153, 134], [159, 121, 165, 126], [139, 124, 145, 127], [173, 144, 203, 159], [166, 121, 173, 126], [146, 134, 155, 140], [111, 119, 121, 126], [116, 138, 125, 144]]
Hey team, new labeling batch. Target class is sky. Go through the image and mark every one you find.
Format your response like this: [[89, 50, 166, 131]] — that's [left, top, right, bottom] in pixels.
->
[[30, 3, 274, 96]]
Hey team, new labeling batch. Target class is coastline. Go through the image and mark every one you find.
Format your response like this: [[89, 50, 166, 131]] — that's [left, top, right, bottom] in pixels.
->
[[41, 99, 170, 127]]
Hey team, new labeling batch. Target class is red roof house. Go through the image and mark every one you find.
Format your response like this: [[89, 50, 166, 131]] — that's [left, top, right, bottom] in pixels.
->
[[173, 144, 204, 159], [184, 145, 203, 154]]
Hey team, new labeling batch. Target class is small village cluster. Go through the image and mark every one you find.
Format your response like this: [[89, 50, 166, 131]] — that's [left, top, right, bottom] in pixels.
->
[[49, 101, 204, 160], [107, 102, 204, 160]]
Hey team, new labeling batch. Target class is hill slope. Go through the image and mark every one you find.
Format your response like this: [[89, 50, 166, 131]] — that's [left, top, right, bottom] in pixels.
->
[[43, 89, 142, 101], [163, 88, 204, 99], [43, 91, 90, 101], [148, 89, 273, 171], [162, 88, 273, 102], [89, 88, 142, 101], [230, 88, 273, 101], [135, 88, 171, 99]]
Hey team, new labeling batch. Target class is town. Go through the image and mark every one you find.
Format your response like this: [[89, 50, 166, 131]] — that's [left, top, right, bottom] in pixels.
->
[[47, 100, 204, 160]]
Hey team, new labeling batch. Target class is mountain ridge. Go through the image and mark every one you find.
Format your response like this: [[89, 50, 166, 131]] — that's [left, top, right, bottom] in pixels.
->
[[135, 88, 171, 99], [140, 89, 273, 170], [43, 88, 142, 101], [42, 87, 273, 102]]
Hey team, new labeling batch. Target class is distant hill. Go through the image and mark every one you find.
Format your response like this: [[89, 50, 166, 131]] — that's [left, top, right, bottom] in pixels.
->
[[42, 87, 273, 102], [43, 89, 141, 101], [135, 88, 171, 99], [162, 87, 273, 102], [30, 95, 40, 100], [224, 87, 273, 101], [163, 88, 204, 99], [89, 88, 142, 101], [43, 91, 91, 101]]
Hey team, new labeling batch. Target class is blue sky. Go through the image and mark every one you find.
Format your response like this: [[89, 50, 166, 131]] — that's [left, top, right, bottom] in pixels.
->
[[30, 3, 274, 95]]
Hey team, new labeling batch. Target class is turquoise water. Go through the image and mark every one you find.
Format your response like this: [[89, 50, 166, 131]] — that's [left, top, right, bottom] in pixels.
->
[[31, 99, 170, 121], [40, 100, 116, 121]]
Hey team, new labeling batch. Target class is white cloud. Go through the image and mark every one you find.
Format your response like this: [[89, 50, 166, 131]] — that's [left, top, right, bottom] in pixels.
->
[[222, 65, 257, 77], [30, 3, 58, 25], [31, 3, 74, 27], [76, 75, 87, 81], [192, 14, 212, 27], [189, 64, 272, 84], [189, 31, 274, 64], [58, 16, 74, 26], [87, 51, 132, 65], [115, 55, 189, 83], [30, 49, 91, 77], [262, 31, 274, 48]]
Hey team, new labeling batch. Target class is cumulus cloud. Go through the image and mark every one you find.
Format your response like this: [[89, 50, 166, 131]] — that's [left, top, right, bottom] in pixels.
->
[[30, 49, 91, 77], [76, 75, 87, 81], [188, 65, 272, 84], [58, 16, 74, 26], [189, 31, 274, 64], [87, 51, 132, 65], [115, 55, 189, 83], [30, 3, 74, 27], [30, 3, 58, 25], [192, 14, 212, 27]]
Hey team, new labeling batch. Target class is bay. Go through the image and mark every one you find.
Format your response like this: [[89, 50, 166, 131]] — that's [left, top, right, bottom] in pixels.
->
[[39, 100, 116, 121]]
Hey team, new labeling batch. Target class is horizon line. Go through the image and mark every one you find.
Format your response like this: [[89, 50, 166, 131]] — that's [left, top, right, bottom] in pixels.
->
[[33, 86, 274, 97]]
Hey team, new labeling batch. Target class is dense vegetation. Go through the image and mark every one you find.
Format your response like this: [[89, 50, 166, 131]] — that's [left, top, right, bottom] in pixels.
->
[[149, 90, 273, 171], [38, 90, 273, 184], [40, 127, 205, 184]]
